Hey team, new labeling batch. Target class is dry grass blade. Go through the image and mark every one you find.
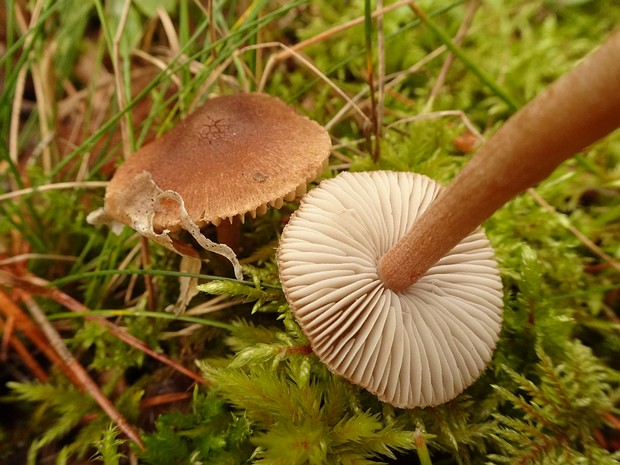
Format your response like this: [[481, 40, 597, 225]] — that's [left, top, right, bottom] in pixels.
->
[[192, 41, 368, 127], [0, 288, 77, 384], [376, 0, 385, 154], [264, 0, 414, 67], [111, 0, 133, 160], [426, 0, 479, 109], [386, 109, 483, 140], [527, 189, 620, 274], [0, 181, 108, 203], [0, 253, 77, 266], [327, 46, 448, 131], [0, 314, 49, 382], [9, 1, 46, 171]]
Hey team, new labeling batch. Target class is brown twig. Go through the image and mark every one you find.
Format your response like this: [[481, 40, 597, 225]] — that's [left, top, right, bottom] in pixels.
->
[[19, 293, 144, 449], [1, 312, 15, 360], [0, 270, 208, 386], [0, 288, 78, 384]]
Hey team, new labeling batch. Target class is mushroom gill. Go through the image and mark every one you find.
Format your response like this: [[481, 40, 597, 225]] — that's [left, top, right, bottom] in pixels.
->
[[277, 171, 503, 408]]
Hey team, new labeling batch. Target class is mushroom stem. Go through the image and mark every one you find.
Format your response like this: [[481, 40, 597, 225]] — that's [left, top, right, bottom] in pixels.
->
[[216, 216, 242, 253], [379, 30, 620, 292]]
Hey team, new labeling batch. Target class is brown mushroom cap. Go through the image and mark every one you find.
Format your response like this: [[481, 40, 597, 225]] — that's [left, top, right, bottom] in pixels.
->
[[104, 93, 331, 232], [277, 171, 504, 408]]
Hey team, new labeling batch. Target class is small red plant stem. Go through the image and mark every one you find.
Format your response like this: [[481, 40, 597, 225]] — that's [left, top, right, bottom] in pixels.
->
[[413, 429, 433, 465], [379, 30, 620, 292]]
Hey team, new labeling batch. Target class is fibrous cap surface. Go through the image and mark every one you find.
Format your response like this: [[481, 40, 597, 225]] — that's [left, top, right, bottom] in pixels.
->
[[104, 93, 331, 231]]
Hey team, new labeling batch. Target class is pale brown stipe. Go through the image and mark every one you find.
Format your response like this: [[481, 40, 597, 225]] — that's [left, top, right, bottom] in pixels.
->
[[379, 30, 620, 292], [104, 93, 331, 233], [278, 171, 503, 408]]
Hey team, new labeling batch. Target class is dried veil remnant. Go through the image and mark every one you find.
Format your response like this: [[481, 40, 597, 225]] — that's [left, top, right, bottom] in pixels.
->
[[277, 171, 503, 408], [89, 93, 331, 279]]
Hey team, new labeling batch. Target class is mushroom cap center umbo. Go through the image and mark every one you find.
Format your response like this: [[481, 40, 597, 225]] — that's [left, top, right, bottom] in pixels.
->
[[104, 93, 331, 232], [277, 170, 504, 409]]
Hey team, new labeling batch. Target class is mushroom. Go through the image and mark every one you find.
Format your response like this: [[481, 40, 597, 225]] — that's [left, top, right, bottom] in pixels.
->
[[379, 29, 620, 292], [277, 170, 503, 408], [89, 93, 331, 279]]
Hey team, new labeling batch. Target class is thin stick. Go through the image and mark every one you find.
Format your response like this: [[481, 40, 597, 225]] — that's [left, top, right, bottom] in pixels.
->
[[140, 391, 191, 409], [379, 30, 620, 291], [20, 293, 144, 449], [0, 270, 208, 386], [426, 0, 478, 109], [0, 288, 79, 384]]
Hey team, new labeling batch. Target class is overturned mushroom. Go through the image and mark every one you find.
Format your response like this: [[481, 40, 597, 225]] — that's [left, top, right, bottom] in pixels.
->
[[379, 29, 620, 292], [277, 171, 503, 408], [89, 93, 331, 279]]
